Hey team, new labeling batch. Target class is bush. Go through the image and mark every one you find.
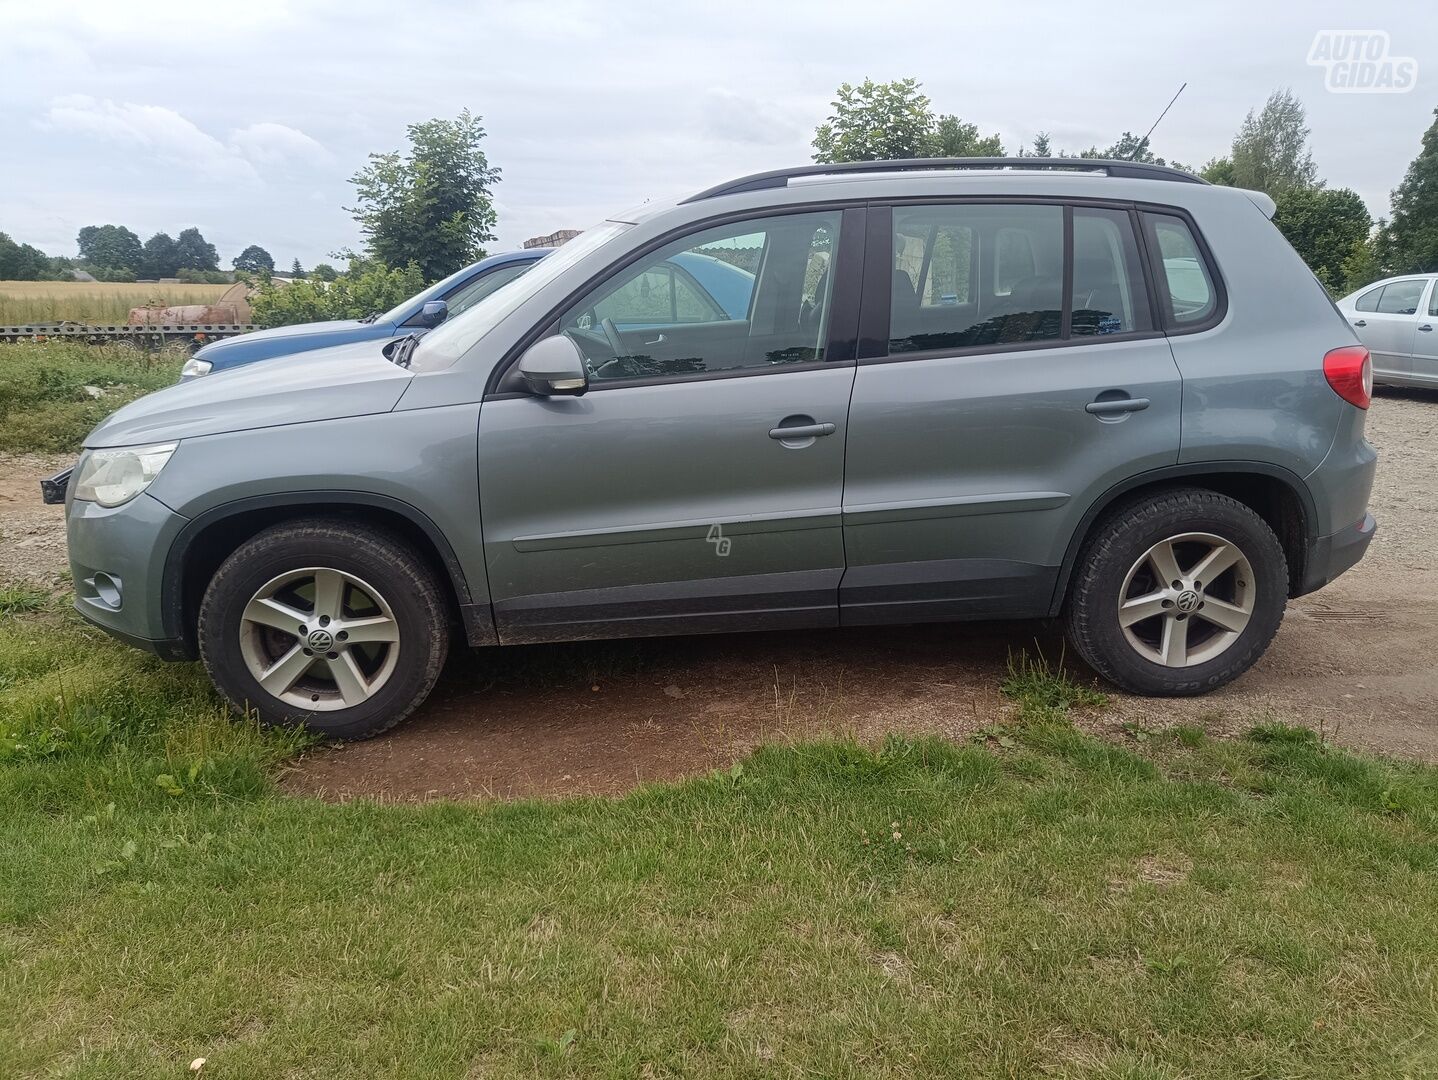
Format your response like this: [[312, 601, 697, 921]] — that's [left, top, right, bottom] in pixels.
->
[[247, 257, 426, 328]]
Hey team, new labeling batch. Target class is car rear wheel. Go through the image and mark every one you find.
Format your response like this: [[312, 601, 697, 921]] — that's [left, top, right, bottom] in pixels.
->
[[198, 518, 449, 739], [1065, 488, 1288, 696]]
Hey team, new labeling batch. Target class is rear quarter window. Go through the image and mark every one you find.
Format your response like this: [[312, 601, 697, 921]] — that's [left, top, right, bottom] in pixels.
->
[[1143, 213, 1218, 328]]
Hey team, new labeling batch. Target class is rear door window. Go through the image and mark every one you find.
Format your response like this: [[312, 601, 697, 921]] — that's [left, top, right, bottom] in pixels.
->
[[1071, 208, 1151, 336], [1375, 279, 1425, 315], [1354, 286, 1383, 312], [1144, 214, 1217, 327]]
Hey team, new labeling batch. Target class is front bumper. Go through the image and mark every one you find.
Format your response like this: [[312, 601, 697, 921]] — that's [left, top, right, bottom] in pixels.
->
[[66, 491, 193, 660], [1298, 511, 1376, 596]]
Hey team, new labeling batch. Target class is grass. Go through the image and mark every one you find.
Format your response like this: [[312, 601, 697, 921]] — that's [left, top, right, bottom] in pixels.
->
[[0, 281, 229, 325], [0, 340, 180, 453], [3, 607, 1438, 1077]]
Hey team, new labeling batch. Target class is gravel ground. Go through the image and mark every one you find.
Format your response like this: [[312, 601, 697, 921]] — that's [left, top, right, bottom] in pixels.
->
[[3, 387, 1435, 799]]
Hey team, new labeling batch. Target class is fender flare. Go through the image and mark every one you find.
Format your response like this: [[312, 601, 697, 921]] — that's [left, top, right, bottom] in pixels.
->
[[159, 491, 495, 652], [1046, 461, 1317, 616]]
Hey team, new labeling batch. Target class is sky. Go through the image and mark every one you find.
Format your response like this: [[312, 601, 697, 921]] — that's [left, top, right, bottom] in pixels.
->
[[2, 0, 1436, 270]]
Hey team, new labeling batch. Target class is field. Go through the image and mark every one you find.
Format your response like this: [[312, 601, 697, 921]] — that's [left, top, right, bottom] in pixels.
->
[[0, 341, 180, 453], [0, 280, 230, 325]]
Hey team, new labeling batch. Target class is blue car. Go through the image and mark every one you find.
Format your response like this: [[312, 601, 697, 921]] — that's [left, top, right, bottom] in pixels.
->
[[181, 247, 757, 378], [180, 249, 548, 379]]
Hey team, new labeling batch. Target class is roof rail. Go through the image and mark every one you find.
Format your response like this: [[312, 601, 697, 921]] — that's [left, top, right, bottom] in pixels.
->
[[682, 157, 1207, 202]]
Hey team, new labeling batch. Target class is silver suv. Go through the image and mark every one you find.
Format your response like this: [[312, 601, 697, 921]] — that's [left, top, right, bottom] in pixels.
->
[[51, 159, 1378, 739]]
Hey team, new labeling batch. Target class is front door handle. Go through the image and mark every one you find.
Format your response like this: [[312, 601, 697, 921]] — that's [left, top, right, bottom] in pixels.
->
[[769, 421, 836, 440], [1353, 319, 1367, 327], [1420, 324, 1433, 332], [1085, 397, 1151, 416]]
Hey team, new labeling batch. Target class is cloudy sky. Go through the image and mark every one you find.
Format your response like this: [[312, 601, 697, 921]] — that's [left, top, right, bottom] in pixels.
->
[[3, 0, 1435, 269]]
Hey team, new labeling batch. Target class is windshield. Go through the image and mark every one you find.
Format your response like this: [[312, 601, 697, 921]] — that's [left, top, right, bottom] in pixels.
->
[[410, 222, 630, 372]]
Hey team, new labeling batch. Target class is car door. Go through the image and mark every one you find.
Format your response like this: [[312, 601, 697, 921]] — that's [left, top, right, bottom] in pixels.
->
[[1349, 279, 1425, 382], [1412, 279, 1438, 384], [477, 207, 864, 643], [840, 201, 1183, 624]]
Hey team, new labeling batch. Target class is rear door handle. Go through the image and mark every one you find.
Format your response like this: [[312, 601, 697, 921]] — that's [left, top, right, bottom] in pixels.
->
[[1353, 319, 1367, 327], [1420, 324, 1433, 332], [769, 422, 836, 440], [1085, 397, 1151, 416]]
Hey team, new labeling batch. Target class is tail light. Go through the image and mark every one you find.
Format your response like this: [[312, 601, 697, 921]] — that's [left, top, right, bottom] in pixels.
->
[[1323, 345, 1372, 409]]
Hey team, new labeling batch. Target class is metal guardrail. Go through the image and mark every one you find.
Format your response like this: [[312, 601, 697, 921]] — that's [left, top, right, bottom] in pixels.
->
[[0, 323, 256, 343]]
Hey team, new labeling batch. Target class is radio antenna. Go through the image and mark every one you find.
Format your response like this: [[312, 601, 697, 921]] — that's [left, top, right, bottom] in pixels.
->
[[1134, 82, 1187, 158]]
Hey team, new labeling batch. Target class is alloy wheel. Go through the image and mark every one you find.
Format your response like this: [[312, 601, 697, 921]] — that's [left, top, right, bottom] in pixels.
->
[[1117, 532, 1256, 668]]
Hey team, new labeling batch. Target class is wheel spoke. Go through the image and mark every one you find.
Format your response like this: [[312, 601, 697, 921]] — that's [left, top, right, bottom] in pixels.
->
[[339, 614, 399, 644], [1158, 615, 1190, 666], [1188, 543, 1242, 586], [241, 595, 309, 635], [327, 651, 371, 705], [1119, 591, 1169, 627], [311, 569, 346, 622], [1198, 596, 1251, 633], [258, 644, 315, 697], [1147, 541, 1184, 587]]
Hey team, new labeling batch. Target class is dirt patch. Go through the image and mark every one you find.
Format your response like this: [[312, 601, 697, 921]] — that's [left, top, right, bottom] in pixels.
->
[[3, 388, 1435, 801], [0, 453, 69, 587]]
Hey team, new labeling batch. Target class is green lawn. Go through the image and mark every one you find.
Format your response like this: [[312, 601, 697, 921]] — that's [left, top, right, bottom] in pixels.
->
[[4, 605, 1438, 1077], [0, 341, 180, 454]]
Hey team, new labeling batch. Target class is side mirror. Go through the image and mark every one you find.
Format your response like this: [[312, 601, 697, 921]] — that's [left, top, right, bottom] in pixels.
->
[[517, 335, 588, 397], [417, 299, 448, 328]]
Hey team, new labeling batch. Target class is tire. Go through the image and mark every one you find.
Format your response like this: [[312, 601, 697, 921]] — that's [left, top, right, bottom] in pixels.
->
[[198, 518, 449, 739], [1065, 488, 1288, 696]]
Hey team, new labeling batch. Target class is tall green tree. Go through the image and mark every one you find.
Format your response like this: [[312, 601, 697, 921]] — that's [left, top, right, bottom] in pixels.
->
[[929, 114, 1004, 157], [1383, 107, 1438, 274], [140, 232, 179, 279], [174, 227, 219, 271], [76, 224, 143, 273], [812, 78, 936, 163], [232, 244, 275, 273], [1272, 187, 1372, 292], [1228, 89, 1317, 198], [349, 110, 500, 281], [0, 232, 54, 279], [290, 258, 305, 279]]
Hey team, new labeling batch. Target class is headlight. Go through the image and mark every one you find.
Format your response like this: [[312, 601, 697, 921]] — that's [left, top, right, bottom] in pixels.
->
[[180, 357, 213, 379], [73, 443, 178, 508]]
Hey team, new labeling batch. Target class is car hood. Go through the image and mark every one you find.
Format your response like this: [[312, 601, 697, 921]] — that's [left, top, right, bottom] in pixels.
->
[[199, 319, 368, 351], [86, 339, 413, 448]]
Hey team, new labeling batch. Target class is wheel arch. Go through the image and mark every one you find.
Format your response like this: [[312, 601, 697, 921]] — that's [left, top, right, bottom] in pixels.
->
[[1049, 462, 1316, 616], [161, 492, 495, 657]]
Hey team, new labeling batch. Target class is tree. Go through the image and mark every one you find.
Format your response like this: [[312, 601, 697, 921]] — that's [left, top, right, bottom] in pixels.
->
[[310, 262, 338, 282], [812, 78, 935, 163], [1228, 90, 1317, 198], [140, 232, 180, 279], [76, 224, 143, 273], [232, 244, 275, 273], [1383, 107, 1438, 273], [0, 232, 54, 279], [1272, 187, 1371, 292], [291, 258, 305, 279], [1200, 157, 1236, 185], [929, 114, 1004, 157], [1026, 132, 1053, 157], [349, 110, 500, 281], [174, 227, 219, 271]]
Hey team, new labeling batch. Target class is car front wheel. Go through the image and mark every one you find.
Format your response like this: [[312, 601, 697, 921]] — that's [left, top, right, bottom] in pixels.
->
[[1065, 488, 1288, 696], [198, 518, 449, 739]]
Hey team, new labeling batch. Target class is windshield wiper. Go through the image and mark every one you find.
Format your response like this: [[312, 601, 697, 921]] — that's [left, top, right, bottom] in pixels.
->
[[388, 331, 424, 369], [358, 311, 381, 324]]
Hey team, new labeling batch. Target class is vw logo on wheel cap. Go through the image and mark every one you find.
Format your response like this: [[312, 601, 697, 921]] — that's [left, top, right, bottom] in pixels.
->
[[306, 628, 334, 651], [1175, 589, 1201, 613]]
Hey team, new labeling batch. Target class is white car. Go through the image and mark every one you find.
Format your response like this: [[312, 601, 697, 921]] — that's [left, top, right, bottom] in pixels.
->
[[1337, 274, 1438, 389]]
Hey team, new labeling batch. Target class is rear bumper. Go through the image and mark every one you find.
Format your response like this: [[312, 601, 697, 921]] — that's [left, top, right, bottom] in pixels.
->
[[1297, 511, 1376, 596]]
